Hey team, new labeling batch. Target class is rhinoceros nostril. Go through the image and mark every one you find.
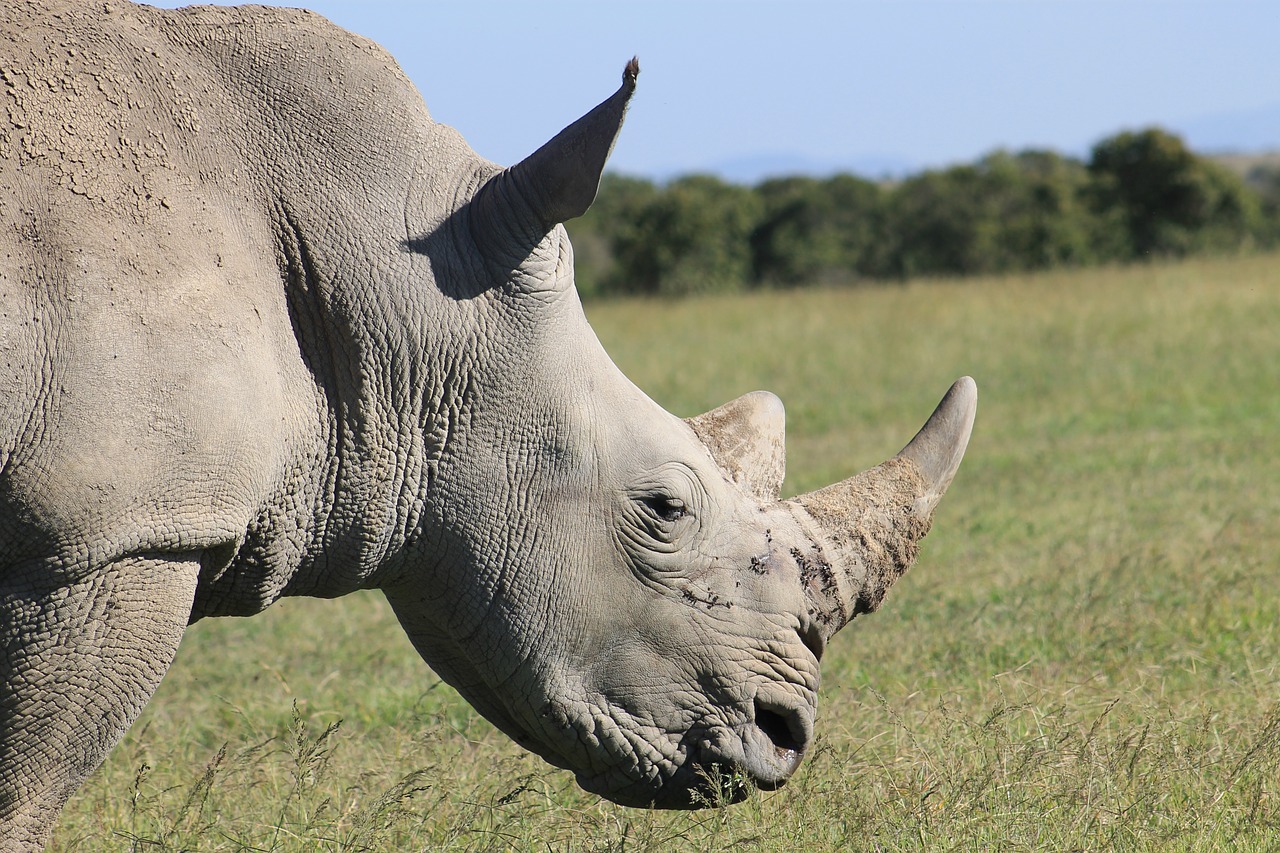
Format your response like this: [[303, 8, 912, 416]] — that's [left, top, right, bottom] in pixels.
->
[[752, 699, 807, 786]]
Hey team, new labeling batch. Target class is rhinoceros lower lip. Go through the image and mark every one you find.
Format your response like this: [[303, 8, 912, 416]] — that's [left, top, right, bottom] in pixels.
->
[[580, 744, 798, 809], [686, 753, 799, 799], [751, 746, 803, 790]]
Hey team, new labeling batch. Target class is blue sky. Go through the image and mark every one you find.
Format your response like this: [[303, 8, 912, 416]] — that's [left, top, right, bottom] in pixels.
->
[[154, 1, 1280, 182]]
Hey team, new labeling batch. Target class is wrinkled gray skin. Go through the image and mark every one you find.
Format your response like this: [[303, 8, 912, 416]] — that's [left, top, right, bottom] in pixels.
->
[[0, 2, 977, 848]]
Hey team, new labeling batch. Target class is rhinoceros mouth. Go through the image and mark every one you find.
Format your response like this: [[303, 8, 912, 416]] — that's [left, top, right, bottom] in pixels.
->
[[580, 730, 805, 810], [559, 681, 816, 808], [642, 754, 796, 808], [582, 759, 752, 810]]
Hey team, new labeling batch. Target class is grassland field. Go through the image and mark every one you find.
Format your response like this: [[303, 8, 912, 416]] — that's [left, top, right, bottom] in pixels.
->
[[51, 252, 1280, 851]]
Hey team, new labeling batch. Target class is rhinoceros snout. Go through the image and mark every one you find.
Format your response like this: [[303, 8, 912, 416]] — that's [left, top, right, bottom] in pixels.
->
[[641, 692, 814, 808]]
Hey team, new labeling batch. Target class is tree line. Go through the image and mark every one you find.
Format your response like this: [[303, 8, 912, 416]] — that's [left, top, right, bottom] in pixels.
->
[[566, 128, 1280, 297]]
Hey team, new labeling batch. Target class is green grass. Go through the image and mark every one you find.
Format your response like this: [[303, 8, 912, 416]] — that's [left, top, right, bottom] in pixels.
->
[[52, 253, 1280, 850]]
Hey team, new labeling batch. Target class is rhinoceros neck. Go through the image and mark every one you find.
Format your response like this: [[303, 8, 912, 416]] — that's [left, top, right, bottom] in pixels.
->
[[162, 3, 495, 610], [261, 216, 457, 600], [248, 156, 491, 606]]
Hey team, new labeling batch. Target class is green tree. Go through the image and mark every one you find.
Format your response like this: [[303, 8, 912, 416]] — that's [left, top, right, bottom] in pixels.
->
[[883, 165, 991, 277], [750, 174, 884, 286], [987, 150, 1106, 268], [1243, 163, 1280, 248], [1088, 128, 1262, 258], [883, 150, 1103, 278], [566, 173, 658, 298], [607, 174, 762, 296]]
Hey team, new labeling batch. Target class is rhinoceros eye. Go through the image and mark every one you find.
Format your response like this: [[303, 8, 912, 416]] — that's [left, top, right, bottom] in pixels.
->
[[639, 494, 687, 522], [624, 466, 701, 548]]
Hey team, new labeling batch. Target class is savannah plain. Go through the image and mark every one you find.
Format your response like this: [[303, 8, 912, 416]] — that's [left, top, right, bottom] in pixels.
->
[[51, 253, 1280, 850]]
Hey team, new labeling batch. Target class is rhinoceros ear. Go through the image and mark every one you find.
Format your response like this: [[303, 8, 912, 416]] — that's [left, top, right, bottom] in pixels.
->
[[686, 391, 787, 502], [481, 58, 638, 233]]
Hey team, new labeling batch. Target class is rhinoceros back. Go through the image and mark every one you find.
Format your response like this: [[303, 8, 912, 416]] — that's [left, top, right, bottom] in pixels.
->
[[0, 0, 479, 608]]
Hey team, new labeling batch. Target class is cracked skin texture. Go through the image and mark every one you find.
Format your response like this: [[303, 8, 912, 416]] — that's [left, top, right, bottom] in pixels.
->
[[0, 2, 972, 849]]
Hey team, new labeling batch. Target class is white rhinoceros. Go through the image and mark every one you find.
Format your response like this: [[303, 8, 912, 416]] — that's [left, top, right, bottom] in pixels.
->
[[0, 1, 976, 847]]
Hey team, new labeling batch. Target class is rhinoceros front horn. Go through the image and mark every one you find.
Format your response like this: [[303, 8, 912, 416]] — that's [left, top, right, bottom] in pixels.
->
[[785, 377, 977, 643]]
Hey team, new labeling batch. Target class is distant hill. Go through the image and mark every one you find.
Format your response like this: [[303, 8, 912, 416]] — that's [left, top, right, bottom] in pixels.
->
[[635, 102, 1280, 187], [707, 153, 918, 184], [1172, 101, 1280, 155], [1208, 149, 1280, 180], [670, 147, 1280, 188], [642, 152, 918, 185]]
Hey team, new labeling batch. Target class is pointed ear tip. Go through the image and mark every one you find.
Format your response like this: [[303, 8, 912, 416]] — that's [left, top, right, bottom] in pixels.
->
[[624, 56, 640, 84]]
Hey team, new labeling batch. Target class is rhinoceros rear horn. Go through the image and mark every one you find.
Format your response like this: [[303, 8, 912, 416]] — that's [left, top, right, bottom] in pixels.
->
[[786, 377, 976, 642], [686, 391, 787, 502], [482, 58, 638, 232]]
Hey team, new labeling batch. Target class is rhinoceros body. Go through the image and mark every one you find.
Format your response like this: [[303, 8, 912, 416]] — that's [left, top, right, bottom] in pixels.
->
[[0, 2, 975, 848]]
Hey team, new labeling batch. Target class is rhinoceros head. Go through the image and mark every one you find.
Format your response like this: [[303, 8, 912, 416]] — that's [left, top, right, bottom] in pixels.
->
[[382, 61, 976, 807]]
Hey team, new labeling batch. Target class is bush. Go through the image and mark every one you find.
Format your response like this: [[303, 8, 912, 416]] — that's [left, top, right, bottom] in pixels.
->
[[750, 174, 885, 286], [1088, 128, 1262, 258], [612, 174, 762, 296], [568, 173, 658, 299], [883, 150, 1104, 278], [567, 129, 1276, 297], [1243, 163, 1280, 248]]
